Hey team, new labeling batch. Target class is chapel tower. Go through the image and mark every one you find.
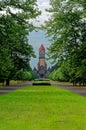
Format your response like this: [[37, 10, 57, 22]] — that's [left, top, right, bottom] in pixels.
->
[[38, 44, 47, 78]]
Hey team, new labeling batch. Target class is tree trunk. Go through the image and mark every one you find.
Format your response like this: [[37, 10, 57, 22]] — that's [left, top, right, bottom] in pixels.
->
[[6, 79, 10, 86]]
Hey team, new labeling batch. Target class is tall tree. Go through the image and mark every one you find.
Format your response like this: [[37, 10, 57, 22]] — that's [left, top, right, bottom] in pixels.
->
[[44, 0, 86, 84], [0, 0, 40, 85]]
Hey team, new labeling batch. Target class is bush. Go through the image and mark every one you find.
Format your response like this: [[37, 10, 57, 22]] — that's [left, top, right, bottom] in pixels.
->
[[32, 80, 51, 86], [34, 78, 50, 81], [15, 70, 32, 81], [23, 71, 32, 80]]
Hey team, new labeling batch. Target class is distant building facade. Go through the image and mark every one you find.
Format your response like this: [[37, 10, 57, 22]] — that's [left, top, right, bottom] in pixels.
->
[[33, 44, 50, 78]]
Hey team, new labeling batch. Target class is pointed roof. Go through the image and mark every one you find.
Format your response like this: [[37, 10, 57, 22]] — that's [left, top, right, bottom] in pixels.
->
[[39, 44, 45, 51]]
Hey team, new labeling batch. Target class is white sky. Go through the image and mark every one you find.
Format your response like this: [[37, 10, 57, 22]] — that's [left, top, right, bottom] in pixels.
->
[[0, 0, 51, 26], [29, 0, 52, 69], [35, 0, 51, 25]]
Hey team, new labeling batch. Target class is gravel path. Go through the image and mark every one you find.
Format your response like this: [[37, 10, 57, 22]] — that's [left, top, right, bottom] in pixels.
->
[[0, 81, 32, 95], [51, 81, 86, 97], [0, 81, 86, 97]]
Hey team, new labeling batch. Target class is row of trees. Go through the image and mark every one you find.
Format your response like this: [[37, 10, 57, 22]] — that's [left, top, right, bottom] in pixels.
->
[[45, 0, 86, 85], [0, 0, 39, 85]]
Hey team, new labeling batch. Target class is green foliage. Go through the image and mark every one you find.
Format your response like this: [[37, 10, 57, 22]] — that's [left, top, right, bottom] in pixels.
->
[[0, 47, 13, 83], [32, 81, 51, 85], [23, 71, 32, 80], [33, 79, 51, 85], [44, 0, 86, 84], [31, 71, 38, 80], [15, 69, 37, 81], [0, 0, 40, 85], [34, 78, 50, 81]]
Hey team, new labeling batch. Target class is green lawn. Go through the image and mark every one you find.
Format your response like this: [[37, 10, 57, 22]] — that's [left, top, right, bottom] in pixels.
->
[[0, 86, 86, 130]]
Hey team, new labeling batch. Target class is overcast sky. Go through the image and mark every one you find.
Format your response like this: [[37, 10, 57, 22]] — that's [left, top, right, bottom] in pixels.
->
[[33, 0, 51, 26], [29, 0, 52, 69], [29, 30, 52, 69]]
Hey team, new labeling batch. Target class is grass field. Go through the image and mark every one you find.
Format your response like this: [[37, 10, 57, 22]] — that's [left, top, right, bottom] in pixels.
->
[[0, 86, 86, 130]]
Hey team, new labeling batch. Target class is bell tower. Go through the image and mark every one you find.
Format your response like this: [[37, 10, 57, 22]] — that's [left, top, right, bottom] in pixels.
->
[[38, 44, 47, 78], [39, 44, 45, 59]]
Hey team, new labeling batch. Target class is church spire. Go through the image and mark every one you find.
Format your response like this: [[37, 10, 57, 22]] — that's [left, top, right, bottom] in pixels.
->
[[39, 44, 45, 51], [39, 44, 45, 59], [38, 44, 47, 78]]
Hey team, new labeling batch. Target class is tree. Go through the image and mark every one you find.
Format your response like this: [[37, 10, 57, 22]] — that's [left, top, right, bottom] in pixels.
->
[[44, 0, 86, 84], [0, 47, 13, 84], [15, 69, 33, 81], [0, 0, 40, 85]]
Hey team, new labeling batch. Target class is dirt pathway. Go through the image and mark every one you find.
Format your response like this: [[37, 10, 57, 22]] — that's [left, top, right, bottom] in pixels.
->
[[51, 81, 86, 97], [0, 81, 32, 95], [0, 81, 86, 97]]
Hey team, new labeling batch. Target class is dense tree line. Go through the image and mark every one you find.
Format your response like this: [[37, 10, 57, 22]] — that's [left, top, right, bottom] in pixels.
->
[[0, 0, 39, 85], [45, 0, 86, 85]]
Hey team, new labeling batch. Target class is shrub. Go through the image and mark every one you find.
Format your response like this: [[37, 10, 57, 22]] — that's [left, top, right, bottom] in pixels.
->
[[34, 78, 50, 81], [32, 81, 51, 86]]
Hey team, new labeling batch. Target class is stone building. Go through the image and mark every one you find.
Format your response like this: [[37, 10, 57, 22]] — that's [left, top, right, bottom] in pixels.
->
[[38, 44, 47, 78], [33, 44, 48, 78]]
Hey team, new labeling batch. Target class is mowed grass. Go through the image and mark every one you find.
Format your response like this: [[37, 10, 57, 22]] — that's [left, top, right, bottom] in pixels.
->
[[0, 86, 86, 130]]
